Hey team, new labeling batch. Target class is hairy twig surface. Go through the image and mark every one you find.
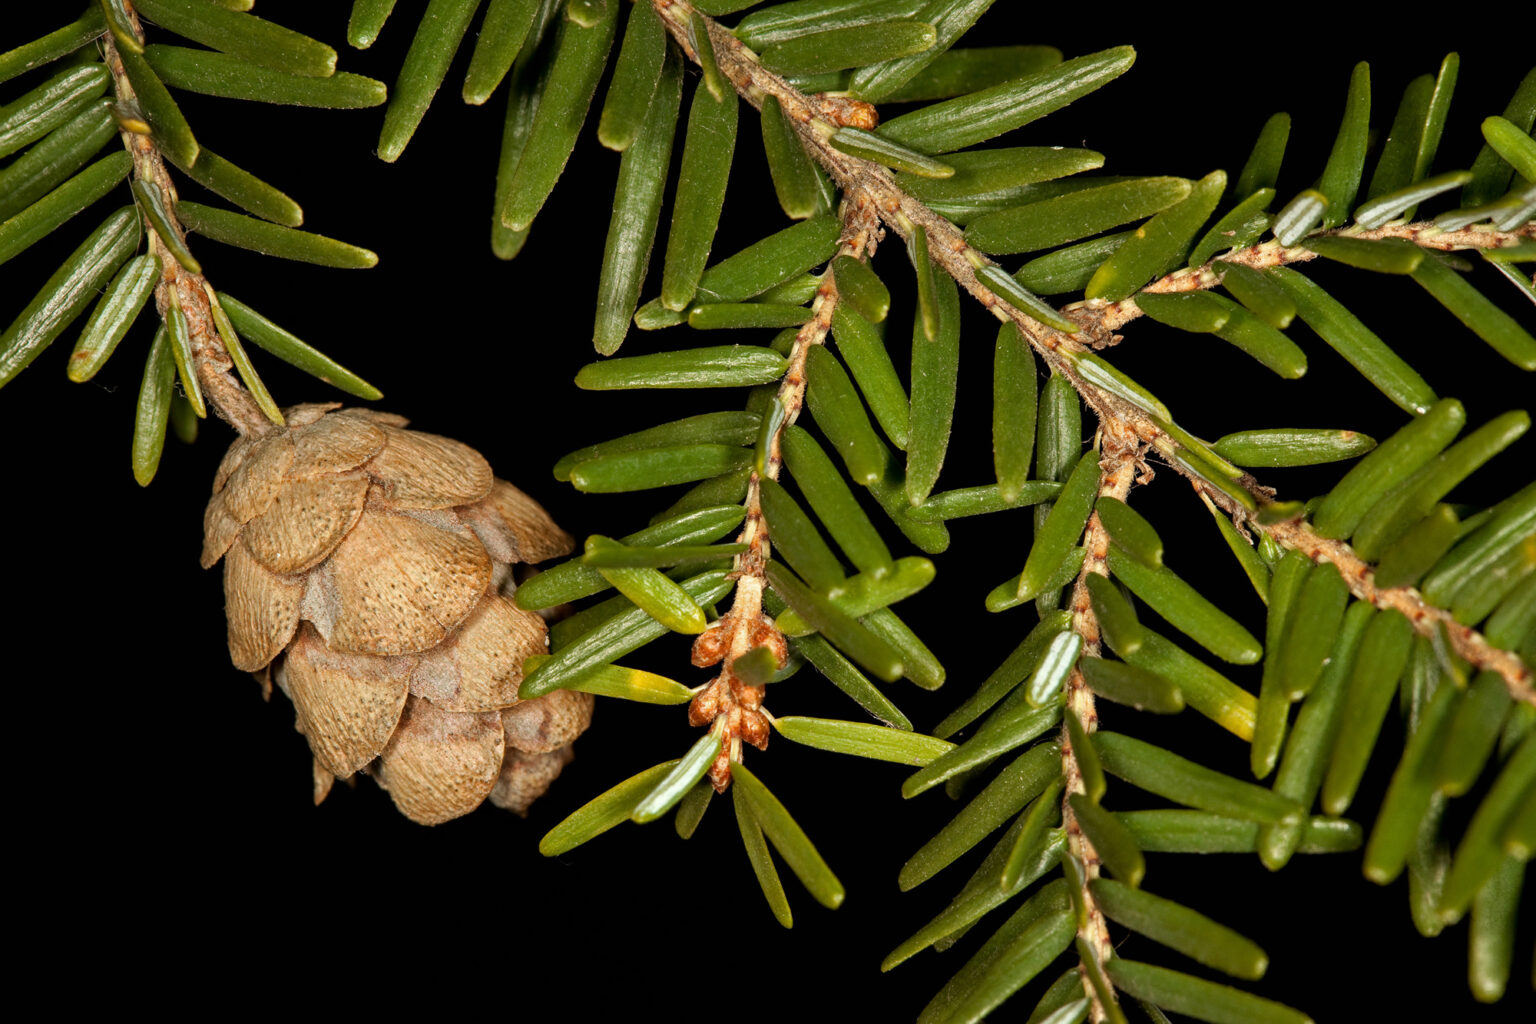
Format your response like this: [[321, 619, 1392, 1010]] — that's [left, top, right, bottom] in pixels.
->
[[651, 0, 1534, 705], [1090, 225, 1531, 332], [1061, 425, 1139, 1018], [101, 28, 271, 438], [691, 190, 885, 788]]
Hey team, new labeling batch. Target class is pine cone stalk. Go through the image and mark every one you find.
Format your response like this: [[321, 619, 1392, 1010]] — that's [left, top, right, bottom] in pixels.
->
[[203, 403, 591, 823]]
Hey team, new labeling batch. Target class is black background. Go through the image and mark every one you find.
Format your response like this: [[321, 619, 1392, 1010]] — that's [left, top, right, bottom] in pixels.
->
[[4, 4, 1532, 1019]]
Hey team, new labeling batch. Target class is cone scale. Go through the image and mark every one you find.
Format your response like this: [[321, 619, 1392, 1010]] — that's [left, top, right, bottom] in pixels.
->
[[203, 403, 590, 824]]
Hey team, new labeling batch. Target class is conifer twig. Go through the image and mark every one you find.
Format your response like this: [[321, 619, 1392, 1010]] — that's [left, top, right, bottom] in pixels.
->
[[650, 0, 1534, 705], [1061, 425, 1139, 1021], [1260, 515, 1532, 691], [690, 189, 885, 789], [1086, 225, 1533, 336], [100, 28, 273, 438]]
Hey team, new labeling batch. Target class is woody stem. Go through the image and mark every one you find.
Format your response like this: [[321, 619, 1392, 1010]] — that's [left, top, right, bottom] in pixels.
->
[[1060, 428, 1139, 1021], [99, 27, 272, 438], [650, 0, 1533, 704], [701, 191, 884, 783]]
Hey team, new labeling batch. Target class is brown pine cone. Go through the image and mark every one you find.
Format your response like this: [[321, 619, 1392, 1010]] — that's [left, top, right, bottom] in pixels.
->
[[201, 403, 593, 824]]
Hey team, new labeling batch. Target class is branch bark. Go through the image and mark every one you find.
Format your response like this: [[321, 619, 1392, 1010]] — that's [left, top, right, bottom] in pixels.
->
[[1060, 424, 1140, 1021], [650, 0, 1534, 706], [100, 27, 273, 438], [1083, 224, 1531, 335], [688, 188, 886, 789]]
